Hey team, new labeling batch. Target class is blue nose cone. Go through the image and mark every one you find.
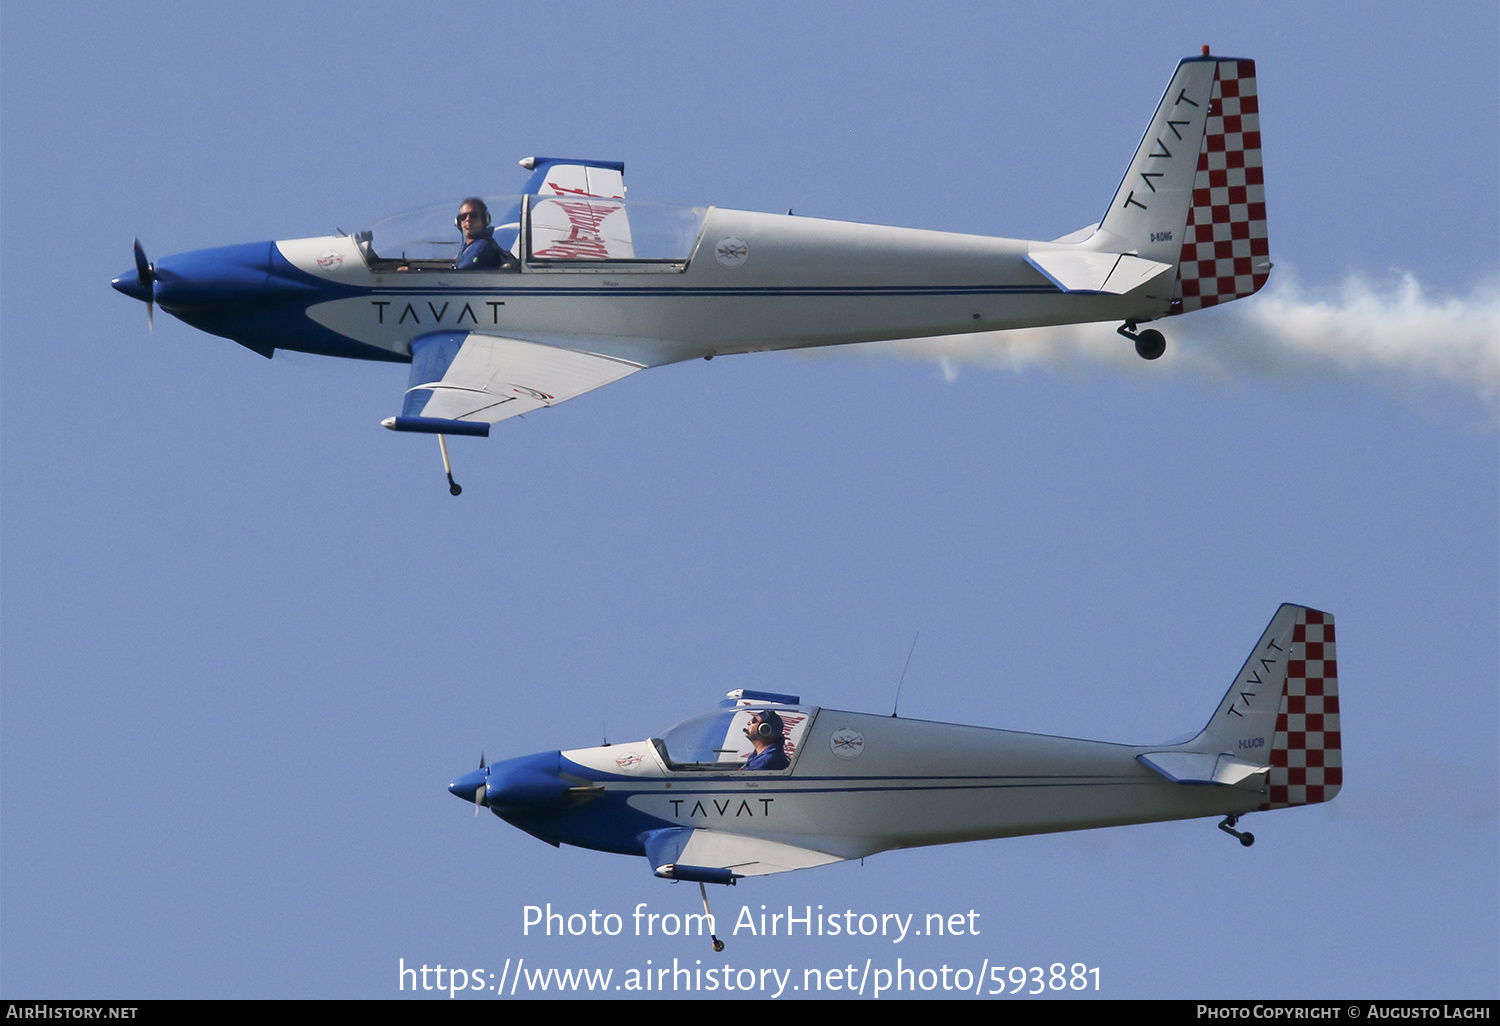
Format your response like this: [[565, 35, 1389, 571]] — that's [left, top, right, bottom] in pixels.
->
[[448, 767, 489, 804], [111, 240, 323, 314], [451, 752, 570, 810], [110, 239, 334, 358], [152, 241, 294, 309], [110, 270, 152, 303]]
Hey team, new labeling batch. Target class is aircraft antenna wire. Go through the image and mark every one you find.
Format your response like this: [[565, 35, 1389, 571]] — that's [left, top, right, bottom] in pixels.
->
[[892, 632, 919, 718]]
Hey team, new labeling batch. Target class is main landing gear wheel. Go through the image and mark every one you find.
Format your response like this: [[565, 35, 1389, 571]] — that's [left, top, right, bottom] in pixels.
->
[[1218, 814, 1255, 847], [1117, 321, 1166, 361], [438, 435, 462, 496], [699, 882, 726, 952]]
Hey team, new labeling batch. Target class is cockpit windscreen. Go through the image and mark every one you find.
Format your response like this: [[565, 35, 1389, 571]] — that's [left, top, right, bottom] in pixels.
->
[[656, 705, 812, 769]]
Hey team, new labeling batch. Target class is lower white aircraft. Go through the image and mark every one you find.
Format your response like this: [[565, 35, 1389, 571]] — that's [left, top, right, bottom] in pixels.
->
[[115, 49, 1270, 492], [450, 604, 1340, 950]]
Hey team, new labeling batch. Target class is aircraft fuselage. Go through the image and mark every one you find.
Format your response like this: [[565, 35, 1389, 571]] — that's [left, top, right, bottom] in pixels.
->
[[453, 604, 1340, 882], [478, 707, 1264, 866], [157, 207, 1168, 369]]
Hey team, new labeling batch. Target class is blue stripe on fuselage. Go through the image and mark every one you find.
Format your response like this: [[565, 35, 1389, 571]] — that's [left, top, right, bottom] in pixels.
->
[[363, 283, 1061, 299]]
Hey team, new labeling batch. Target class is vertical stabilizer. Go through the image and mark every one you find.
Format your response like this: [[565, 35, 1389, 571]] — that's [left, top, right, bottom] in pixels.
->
[[1138, 605, 1341, 810], [1194, 602, 1302, 757], [1085, 55, 1270, 312], [1092, 56, 1221, 266], [1171, 59, 1271, 312]]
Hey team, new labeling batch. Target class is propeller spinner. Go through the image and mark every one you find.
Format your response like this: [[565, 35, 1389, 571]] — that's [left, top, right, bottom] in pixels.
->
[[111, 239, 158, 330], [448, 757, 490, 817]]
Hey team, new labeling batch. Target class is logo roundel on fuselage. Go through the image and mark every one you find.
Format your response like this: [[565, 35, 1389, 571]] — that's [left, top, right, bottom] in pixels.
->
[[830, 727, 864, 760], [714, 236, 749, 269]]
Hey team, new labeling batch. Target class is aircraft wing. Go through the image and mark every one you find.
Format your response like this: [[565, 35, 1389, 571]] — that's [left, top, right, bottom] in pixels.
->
[[477, 157, 626, 257], [520, 156, 625, 200], [530, 195, 634, 259], [639, 827, 857, 883], [382, 331, 644, 436], [521, 156, 634, 260]]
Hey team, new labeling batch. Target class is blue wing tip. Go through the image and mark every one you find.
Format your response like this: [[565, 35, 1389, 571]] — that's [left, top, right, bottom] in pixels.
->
[[381, 416, 490, 437]]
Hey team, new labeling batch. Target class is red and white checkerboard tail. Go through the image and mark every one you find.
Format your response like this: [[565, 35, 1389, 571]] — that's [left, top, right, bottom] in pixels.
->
[[1142, 605, 1341, 808], [1171, 58, 1272, 314], [1259, 608, 1342, 810]]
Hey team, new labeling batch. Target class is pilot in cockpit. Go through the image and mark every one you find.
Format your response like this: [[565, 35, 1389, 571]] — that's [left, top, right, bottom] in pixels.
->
[[454, 198, 511, 270], [741, 710, 789, 771]]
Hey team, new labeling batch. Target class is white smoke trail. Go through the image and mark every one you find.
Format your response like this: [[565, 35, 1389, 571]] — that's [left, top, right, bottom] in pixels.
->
[[846, 271, 1500, 409]]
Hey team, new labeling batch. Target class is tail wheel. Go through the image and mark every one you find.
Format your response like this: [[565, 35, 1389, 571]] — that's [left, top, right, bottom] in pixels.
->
[[1116, 321, 1167, 360], [1134, 328, 1166, 361], [1218, 814, 1255, 847]]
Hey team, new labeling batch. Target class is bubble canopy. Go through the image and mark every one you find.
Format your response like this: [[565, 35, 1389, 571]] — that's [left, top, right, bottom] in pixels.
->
[[655, 700, 814, 769], [357, 195, 709, 267]]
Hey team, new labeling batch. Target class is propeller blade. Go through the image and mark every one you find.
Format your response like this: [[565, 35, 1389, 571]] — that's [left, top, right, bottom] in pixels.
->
[[475, 753, 487, 816], [133, 238, 156, 331], [132, 239, 151, 288]]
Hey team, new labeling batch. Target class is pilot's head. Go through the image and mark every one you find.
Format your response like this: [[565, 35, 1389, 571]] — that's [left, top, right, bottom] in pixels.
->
[[743, 710, 785, 748], [456, 198, 491, 241]]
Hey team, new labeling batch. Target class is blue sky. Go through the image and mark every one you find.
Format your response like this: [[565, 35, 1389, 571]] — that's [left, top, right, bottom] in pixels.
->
[[2, 1, 1496, 999]]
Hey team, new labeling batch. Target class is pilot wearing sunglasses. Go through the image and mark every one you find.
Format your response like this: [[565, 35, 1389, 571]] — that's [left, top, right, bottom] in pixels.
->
[[454, 198, 508, 270]]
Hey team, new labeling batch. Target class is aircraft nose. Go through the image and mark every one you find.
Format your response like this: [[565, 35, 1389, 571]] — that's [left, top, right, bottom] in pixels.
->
[[453, 752, 570, 810], [111, 239, 324, 357], [150, 241, 315, 309], [110, 271, 152, 303], [448, 767, 489, 804]]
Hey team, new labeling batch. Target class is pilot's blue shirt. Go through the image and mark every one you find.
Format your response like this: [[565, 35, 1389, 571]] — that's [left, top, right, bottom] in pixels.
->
[[743, 745, 789, 771], [455, 229, 505, 270]]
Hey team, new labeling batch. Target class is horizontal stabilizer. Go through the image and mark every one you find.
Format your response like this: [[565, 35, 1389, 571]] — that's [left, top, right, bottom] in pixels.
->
[[1137, 751, 1268, 786], [1027, 250, 1173, 294]]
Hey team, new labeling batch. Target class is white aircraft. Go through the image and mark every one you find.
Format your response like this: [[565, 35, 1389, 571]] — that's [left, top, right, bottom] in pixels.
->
[[449, 604, 1339, 950], [114, 49, 1268, 492]]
